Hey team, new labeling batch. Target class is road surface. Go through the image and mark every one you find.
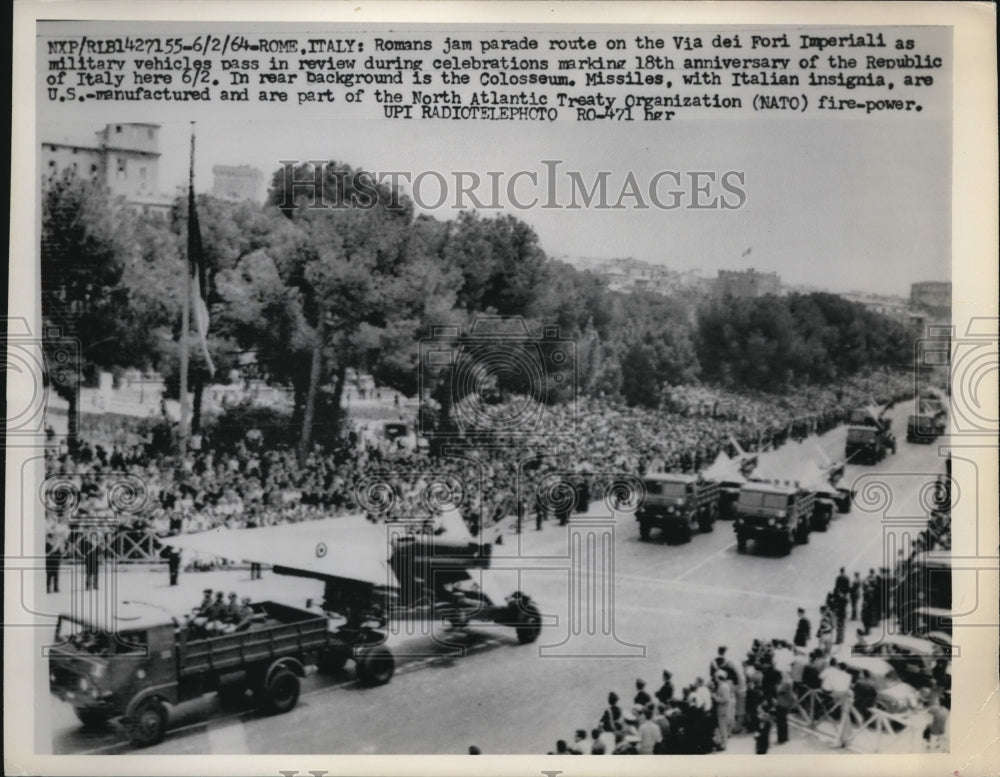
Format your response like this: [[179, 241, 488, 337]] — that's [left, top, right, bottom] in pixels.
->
[[47, 403, 948, 755]]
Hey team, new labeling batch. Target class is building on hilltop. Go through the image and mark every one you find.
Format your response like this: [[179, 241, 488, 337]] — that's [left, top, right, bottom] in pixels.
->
[[910, 281, 951, 321], [40, 122, 174, 214], [212, 164, 265, 202], [713, 268, 781, 299], [839, 291, 911, 323]]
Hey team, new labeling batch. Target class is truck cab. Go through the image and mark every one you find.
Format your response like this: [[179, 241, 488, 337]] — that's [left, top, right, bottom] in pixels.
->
[[48, 605, 179, 730], [845, 425, 895, 464], [846, 407, 896, 464], [907, 413, 946, 443], [733, 483, 813, 555], [636, 473, 719, 543]]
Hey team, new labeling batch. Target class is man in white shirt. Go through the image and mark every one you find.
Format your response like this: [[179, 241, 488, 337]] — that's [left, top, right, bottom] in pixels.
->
[[690, 677, 712, 711], [637, 707, 662, 754]]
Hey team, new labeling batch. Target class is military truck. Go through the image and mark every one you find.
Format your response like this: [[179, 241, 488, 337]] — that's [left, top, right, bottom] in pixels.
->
[[637, 473, 720, 543], [846, 406, 897, 464], [733, 483, 815, 555], [906, 413, 946, 443], [845, 424, 896, 464], [48, 601, 392, 747]]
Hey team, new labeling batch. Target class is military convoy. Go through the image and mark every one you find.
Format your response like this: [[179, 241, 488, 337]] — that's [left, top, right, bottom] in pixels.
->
[[51, 522, 544, 748], [640, 442, 854, 551]]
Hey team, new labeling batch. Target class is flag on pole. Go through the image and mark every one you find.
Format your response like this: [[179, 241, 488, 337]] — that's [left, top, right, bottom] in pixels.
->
[[188, 184, 215, 377]]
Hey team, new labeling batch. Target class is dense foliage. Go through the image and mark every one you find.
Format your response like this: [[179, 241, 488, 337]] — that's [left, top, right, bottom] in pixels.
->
[[41, 163, 917, 451]]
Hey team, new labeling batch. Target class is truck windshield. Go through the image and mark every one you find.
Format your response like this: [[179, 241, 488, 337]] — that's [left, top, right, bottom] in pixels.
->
[[654, 482, 689, 498], [848, 429, 875, 441], [761, 494, 792, 510], [113, 630, 149, 654], [55, 618, 112, 654], [739, 491, 765, 508]]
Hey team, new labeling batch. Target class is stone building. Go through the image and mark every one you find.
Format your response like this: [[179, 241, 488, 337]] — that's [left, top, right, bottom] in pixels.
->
[[40, 122, 174, 214]]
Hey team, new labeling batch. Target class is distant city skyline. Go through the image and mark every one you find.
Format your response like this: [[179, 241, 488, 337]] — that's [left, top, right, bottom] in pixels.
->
[[39, 115, 951, 298]]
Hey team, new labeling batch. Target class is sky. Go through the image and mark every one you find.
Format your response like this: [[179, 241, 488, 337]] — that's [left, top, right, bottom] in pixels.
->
[[35, 21, 953, 298], [40, 115, 951, 298]]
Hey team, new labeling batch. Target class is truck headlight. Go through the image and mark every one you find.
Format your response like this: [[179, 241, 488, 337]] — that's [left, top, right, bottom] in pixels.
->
[[78, 677, 89, 691], [767, 518, 776, 527], [136, 669, 146, 680], [777, 511, 786, 519], [91, 664, 106, 680]]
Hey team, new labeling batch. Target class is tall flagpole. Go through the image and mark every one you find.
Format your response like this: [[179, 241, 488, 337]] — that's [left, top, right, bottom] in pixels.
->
[[179, 123, 195, 458]]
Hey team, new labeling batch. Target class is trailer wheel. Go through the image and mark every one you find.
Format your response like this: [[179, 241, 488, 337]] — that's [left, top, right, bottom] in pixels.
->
[[515, 603, 542, 644], [260, 668, 300, 714], [74, 708, 111, 729], [356, 645, 395, 686], [125, 698, 168, 747]]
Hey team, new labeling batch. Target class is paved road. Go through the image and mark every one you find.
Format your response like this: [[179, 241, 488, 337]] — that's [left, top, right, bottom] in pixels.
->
[[48, 403, 948, 755]]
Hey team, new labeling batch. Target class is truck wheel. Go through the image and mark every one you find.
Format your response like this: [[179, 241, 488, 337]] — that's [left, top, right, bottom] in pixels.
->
[[736, 535, 747, 554], [781, 532, 794, 556], [680, 523, 693, 544], [259, 667, 300, 714], [798, 523, 810, 544], [699, 509, 715, 533], [638, 521, 651, 541], [125, 698, 168, 747], [356, 645, 395, 686], [515, 603, 542, 644], [74, 708, 111, 729]]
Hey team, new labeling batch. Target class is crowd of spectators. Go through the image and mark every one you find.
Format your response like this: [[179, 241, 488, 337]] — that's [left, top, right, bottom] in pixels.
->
[[547, 460, 952, 755], [43, 369, 915, 563]]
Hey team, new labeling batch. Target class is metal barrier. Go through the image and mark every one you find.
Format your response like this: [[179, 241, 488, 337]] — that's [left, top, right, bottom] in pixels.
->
[[60, 527, 164, 564], [790, 686, 929, 752]]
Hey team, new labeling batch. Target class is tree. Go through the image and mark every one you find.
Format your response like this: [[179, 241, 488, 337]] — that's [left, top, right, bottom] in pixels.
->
[[40, 170, 154, 448], [266, 161, 457, 459]]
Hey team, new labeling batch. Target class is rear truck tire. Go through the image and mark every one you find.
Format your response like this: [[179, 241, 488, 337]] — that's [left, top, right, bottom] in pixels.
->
[[356, 645, 395, 686], [679, 522, 694, 544], [736, 534, 747, 554], [260, 667, 300, 714], [515, 602, 543, 644], [780, 531, 794, 556], [638, 520, 651, 541], [796, 523, 810, 544], [74, 707, 111, 729], [124, 698, 168, 747]]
